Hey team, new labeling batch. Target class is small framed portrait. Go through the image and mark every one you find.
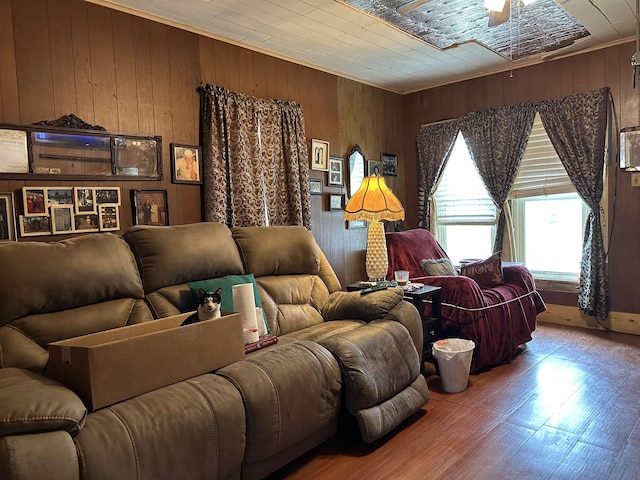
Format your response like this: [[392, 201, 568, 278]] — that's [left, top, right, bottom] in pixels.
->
[[47, 187, 74, 205], [381, 153, 398, 176], [74, 187, 96, 214], [328, 156, 344, 186], [310, 139, 329, 171], [19, 215, 51, 237], [171, 144, 203, 184], [329, 193, 343, 211], [309, 178, 323, 195], [0, 192, 17, 242], [74, 213, 99, 232], [22, 187, 48, 216], [131, 189, 169, 226], [99, 204, 120, 231], [368, 160, 382, 176], [50, 205, 75, 235], [95, 187, 121, 205]]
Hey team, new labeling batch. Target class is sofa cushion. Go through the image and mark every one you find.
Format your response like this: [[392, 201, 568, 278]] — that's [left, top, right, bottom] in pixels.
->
[[124, 222, 245, 294], [188, 274, 270, 333], [0, 368, 87, 436], [421, 258, 457, 276], [460, 252, 504, 287]]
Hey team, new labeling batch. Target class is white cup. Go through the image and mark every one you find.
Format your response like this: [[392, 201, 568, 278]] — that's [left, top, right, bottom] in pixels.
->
[[394, 270, 410, 286]]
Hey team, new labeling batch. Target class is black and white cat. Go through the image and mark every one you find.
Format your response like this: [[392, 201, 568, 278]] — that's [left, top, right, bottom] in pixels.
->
[[181, 288, 222, 326]]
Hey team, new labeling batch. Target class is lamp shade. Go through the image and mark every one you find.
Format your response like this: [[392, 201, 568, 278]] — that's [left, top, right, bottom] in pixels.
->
[[343, 176, 405, 223]]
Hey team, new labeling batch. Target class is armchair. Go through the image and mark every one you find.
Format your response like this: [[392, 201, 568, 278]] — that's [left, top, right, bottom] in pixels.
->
[[386, 228, 546, 373]]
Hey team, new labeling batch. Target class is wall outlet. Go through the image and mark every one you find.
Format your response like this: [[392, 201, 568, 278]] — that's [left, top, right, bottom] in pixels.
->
[[632, 173, 640, 187]]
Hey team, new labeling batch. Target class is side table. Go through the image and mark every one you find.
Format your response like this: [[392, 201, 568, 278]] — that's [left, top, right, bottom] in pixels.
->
[[401, 285, 442, 369]]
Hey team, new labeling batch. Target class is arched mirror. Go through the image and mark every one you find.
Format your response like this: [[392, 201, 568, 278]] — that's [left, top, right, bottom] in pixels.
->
[[347, 144, 366, 228], [347, 144, 365, 199]]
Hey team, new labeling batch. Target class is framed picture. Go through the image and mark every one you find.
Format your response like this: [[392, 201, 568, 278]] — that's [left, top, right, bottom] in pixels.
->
[[74, 213, 99, 232], [98, 204, 120, 231], [329, 156, 344, 186], [309, 178, 323, 195], [131, 189, 169, 226], [171, 144, 202, 184], [47, 187, 74, 205], [0, 127, 29, 173], [347, 219, 366, 229], [381, 153, 398, 176], [50, 205, 74, 235], [22, 187, 48, 216], [310, 139, 329, 171], [74, 187, 96, 214], [368, 160, 382, 176], [19, 215, 50, 237], [95, 187, 121, 205], [329, 193, 343, 211], [0, 192, 17, 242]]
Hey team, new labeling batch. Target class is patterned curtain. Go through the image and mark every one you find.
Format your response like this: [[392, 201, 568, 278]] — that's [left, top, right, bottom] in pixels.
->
[[416, 120, 460, 229], [200, 85, 310, 228], [538, 87, 610, 320], [459, 103, 537, 253]]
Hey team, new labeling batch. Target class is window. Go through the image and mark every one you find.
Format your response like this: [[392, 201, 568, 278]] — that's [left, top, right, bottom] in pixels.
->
[[509, 113, 588, 283], [433, 132, 496, 264]]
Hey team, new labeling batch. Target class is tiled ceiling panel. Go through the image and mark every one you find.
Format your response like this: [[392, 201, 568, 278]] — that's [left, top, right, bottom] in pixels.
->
[[86, 0, 637, 93]]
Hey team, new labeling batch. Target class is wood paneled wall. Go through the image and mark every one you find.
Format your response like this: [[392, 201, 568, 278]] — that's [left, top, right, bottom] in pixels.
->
[[0, 0, 405, 287], [401, 42, 640, 314]]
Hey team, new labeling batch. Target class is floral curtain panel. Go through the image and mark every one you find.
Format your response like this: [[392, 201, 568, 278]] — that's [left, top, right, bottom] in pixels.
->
[[200, 85, 310, 228], [460, 103, 537, 253], [538, 87, 610, 320], [416, 119, 460, 229]]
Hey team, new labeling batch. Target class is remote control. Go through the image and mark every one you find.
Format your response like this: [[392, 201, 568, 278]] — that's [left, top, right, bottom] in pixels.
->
[[360, 285, 388, 295]]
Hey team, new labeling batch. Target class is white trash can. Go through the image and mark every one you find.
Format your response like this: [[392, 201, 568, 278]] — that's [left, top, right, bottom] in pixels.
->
[[432, 338, 475, 393]]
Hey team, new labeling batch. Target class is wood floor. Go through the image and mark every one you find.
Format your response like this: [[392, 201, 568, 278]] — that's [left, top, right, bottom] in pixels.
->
[[269, 322, 640, 480]]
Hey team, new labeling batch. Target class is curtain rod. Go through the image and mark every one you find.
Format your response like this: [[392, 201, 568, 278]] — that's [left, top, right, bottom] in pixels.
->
[[420, 118, 457, 128]]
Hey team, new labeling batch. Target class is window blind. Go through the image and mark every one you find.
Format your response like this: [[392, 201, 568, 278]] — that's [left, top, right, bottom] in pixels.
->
[[434, 133, 496, 224], [509, 113, 575, 198]]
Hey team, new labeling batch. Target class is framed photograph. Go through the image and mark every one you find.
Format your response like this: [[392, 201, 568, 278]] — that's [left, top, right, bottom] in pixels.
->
[[368, 160, 382, 176], [50, 205, 74, 235], [74, 213, 99, 232], [113, 136, 162, 179], [74, 187, 96, 214], [95, 187, 121, 205], [328, 156, 344, 186], [347, 219, 366, 229], [131, 189, 169, 226], [0, 192, 17, 242], [310, 139, 329, 171], [171, 144, 203, 184], [47, 188, 74, 205], [22, 187, 48, 217], [19, 215, 50, 237], [381, 153, 398, 176], [98, 204, 120, 231], [329, 193, 343, 211], [309, 178, 323, 195]]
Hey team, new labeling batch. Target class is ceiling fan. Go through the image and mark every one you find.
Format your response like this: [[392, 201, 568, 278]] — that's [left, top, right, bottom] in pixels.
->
[[396, 0, 536, 27]]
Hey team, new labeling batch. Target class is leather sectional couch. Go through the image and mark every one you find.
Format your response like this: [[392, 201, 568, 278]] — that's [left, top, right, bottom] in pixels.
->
[[0, 222, 429, 480]]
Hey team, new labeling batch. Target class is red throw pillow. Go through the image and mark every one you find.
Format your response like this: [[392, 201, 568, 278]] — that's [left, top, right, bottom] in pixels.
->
[[460, 252, 504, 287]]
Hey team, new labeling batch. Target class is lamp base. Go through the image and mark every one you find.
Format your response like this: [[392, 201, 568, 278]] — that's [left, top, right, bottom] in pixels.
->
[[365, 220, 389, 282]]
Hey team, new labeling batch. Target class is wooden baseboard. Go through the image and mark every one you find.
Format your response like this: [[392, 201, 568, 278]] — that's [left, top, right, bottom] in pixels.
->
[[538, 304, 640, 335]]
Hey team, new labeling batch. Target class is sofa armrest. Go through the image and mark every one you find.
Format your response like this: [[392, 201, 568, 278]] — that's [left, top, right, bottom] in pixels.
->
[[0, 368, 87, 437], [322, 288, 405, 322]]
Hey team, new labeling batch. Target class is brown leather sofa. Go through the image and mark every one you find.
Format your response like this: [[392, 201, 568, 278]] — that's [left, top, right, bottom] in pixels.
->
[[0, 222, 429, 480]]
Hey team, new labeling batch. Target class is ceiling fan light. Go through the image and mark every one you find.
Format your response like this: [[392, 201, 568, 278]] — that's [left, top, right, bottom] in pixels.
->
[[484, 0, 506, 13]]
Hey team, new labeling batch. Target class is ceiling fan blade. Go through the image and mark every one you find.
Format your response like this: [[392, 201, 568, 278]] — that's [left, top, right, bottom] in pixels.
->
[[488, 1, 510, 27]]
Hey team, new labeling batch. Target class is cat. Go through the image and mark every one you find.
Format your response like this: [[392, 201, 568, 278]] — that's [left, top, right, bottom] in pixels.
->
[[181, 288, 223, 326]]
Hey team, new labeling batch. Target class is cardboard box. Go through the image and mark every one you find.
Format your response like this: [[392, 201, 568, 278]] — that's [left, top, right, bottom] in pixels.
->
[[46, 312, 244, 410]]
